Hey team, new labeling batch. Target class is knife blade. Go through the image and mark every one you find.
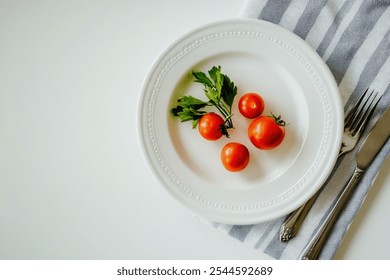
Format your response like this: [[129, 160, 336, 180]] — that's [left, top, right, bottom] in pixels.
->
[[357, 105, 390, 169], [300, 104, 390, 260]]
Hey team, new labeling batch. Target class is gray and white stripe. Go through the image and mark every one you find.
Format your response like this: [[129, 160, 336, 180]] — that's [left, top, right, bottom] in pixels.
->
[[217, 0, 390, 260]]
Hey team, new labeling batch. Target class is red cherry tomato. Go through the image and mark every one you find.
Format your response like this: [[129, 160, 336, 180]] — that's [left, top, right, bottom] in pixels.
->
[[198, 113, 225, 141], [238, 93, 265, 119], [221, 142, 250, 172], [248, 115, 286, 150]]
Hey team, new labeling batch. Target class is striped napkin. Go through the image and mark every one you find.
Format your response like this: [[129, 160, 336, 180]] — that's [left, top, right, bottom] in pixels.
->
[[211, 0, 390, 259]]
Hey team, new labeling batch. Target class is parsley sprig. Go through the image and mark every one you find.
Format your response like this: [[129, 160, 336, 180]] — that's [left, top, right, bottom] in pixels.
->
[[171, 66, 237, 137]]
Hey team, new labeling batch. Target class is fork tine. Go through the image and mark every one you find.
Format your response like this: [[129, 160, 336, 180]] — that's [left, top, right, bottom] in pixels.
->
[[344, 88, 369, 128], [348, 89, 375, 131], [350, 90, 382, 135]]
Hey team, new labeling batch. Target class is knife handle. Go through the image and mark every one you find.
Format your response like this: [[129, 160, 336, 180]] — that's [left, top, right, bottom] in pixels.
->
[[299, 167, 364, 260]]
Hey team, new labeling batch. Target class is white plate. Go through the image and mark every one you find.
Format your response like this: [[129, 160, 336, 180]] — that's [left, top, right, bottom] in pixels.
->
[[138, 19, 343, 225]]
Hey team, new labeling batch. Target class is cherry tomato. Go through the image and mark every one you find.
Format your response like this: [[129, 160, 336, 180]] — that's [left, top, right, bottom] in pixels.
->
[[221, 142, 250, 172], [248, 115, 286, 150], [198, 113, 225, 141], [238, 92, 265, 119]]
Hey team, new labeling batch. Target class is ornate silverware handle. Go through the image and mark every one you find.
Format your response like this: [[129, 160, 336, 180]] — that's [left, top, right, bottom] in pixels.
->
[[299, 167, 364, 260], [280, 191, 320, 241], [280, 150, 347, 242]]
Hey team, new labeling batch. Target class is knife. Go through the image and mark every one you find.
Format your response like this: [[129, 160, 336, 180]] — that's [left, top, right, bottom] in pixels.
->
[[299, 104, 390, 260]]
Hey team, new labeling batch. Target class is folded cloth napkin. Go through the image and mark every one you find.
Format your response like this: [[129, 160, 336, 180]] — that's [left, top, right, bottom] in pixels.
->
[[211, 0, 390, 260]]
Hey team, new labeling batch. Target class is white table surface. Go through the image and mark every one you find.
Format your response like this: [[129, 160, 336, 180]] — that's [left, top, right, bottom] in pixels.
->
[[1, 0, 389, 260]]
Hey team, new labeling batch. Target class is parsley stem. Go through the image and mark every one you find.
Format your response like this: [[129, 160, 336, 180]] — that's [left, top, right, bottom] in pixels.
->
[[214, 103, 233, 128]]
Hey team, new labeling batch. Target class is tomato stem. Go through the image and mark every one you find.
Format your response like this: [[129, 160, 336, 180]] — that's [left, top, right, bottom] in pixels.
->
[[270, 112, 286, 127]]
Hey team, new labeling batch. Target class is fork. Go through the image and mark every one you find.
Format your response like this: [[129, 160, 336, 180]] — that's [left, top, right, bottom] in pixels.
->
[[279, 88, 381, 242]]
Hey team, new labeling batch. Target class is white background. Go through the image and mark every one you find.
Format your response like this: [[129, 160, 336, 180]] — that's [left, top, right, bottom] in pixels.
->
[[1, 0, 389, 260]]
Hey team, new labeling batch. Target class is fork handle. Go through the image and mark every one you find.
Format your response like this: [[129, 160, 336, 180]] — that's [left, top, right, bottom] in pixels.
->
[[280, 191, 320, 241], [299, 167, 364, 260], [280, 150, 346, 241]]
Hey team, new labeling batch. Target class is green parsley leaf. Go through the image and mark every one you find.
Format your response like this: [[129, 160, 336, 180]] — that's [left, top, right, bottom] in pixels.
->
[[220, 73, 237, 109], [170, 66, 238, 138]]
